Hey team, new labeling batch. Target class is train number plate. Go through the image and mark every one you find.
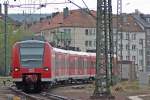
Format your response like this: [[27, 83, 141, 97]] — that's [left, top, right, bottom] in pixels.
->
[[29, 69, 35, 72]]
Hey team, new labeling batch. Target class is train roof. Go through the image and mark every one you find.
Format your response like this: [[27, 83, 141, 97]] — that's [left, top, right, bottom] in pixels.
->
[[53, 48, 116, 58], [53, 47, 92, 56], [17, 40, 45, 44]]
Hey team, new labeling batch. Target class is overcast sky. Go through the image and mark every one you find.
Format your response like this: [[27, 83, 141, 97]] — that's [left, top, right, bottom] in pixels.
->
[[0, 0, 150, 14]]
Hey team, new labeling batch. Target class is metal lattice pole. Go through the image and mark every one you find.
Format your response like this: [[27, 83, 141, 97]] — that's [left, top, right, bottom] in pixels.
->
[[117, 0, 123, 80], [4, 2, 8, 76], [108, 0, 113, 86], [92, 0, 114, 99]]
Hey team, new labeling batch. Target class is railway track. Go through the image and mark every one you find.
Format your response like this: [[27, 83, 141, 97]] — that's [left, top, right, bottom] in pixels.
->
[[40, 92, 75, 100], [9, 86, 76, 100]]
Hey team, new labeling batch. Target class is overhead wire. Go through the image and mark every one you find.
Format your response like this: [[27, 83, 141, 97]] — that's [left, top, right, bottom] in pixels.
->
[[7, 0, 71, 33], [81, 0, 90, 11], [7, 0, 96, 34], [67, 0, 96, 19], [8, 2, 70, 8], [81, 0, 94, 18]]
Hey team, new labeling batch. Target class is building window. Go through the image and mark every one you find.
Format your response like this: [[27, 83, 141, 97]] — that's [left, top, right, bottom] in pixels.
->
[[139, 49, 143, 55], [139, 39, 143, 44], [119, 33, 123, 40], [147, 40, 150, 45], [89, 41, 92, 46], [119, 44, 123, 50], [132, 45, 136, 50], [126, 56, 129, 60], [85, 29, 88, 35], [139, 60, 143, 66], [132, 56, 136, 61], [93, 29, 96, 35], [119, 56, 123, 60], [132, 33, 136, 40], [85, 41, 92, 47], [146, 18, 150, 23], [41, 32, 44, 36], [126, 44, 129, 50], [147, 61, 150, 65], [147, 51, 150, 55], [68, 40, 71, 45], [85, 41, 88, 46], [126, 33, 129, 40], [94, 40, 96, 47], [89, 29, 92, 35]]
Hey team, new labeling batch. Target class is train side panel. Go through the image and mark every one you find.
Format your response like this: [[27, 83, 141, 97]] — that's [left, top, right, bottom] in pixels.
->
[[42, 42, 52, 81]]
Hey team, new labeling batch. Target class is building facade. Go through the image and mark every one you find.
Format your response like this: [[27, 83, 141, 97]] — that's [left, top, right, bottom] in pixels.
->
[[133, 11, 150, 71]]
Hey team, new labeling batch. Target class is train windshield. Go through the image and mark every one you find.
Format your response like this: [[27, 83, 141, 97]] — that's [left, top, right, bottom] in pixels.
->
[[20, 41, 44, 68]]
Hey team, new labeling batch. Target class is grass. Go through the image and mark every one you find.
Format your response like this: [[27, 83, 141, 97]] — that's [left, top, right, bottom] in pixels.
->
[[0, 76, 13, 86], [111, 80, 150, 95]]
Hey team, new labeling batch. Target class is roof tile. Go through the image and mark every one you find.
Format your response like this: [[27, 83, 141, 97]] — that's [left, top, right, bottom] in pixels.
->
[[29, 9, 143, 33]]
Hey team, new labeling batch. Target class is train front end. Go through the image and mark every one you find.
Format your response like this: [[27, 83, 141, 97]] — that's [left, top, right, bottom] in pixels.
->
[[11, 40, 52, 92]]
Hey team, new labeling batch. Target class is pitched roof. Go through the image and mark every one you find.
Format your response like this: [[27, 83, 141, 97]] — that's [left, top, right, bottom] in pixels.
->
[[133, 14, 150, 28], [29, 9, 96, 33], [113, 14, 144, 32], [30, 9, 144, 33]]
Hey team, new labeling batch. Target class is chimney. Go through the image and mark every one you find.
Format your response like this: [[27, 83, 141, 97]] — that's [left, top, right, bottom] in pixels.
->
[[63, 7, 69, 18], [135, 9, 141, 16]]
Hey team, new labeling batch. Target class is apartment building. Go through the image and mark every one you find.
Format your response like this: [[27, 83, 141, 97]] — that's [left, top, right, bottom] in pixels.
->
[[113, 14, 145, 71], [133, 11, 150, 71], [30, 8, 96, 51]]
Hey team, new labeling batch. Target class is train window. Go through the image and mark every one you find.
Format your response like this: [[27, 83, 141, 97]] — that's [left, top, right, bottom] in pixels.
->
[[86, 58, 89, 68], [62, 55, 65, 67], [55, 53, 58, 68], [84, 58, 87, 68], [69, 58, 75, 68], [78, 58, 81, 67], [91, 61, 96, 67], [20, 47, 44, 68], [75, 57, 78, 68], [52, 52, 55, 75], [52, 53, 55, 67], [78, 57, 84, 68], [70, 60, 75, 67], [65, 55, 68, 69]]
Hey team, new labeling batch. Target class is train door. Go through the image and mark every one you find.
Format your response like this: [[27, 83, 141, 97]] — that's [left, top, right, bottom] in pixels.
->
[[58, 53, 62, 77], [74, 55, 78, 76], [87, 55, 91, 75], [55, 52, 59, 78], [65, 54, 69, 78], [61, 53, 65, 77], [77, 56, 84, 75], [51, 51, 55, 79], [84, 56, 88, 76]]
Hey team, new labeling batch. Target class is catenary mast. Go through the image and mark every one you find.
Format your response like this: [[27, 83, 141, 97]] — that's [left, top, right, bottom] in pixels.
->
[[92, 0, 114, 99]]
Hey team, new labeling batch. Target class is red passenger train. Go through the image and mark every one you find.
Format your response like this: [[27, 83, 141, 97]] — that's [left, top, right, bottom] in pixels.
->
[[11, 40, 116, 92]]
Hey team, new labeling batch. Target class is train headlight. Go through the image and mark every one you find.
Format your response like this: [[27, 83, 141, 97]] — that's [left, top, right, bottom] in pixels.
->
[[44, 67, 49, 71], [14, 68, 19, 72]]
